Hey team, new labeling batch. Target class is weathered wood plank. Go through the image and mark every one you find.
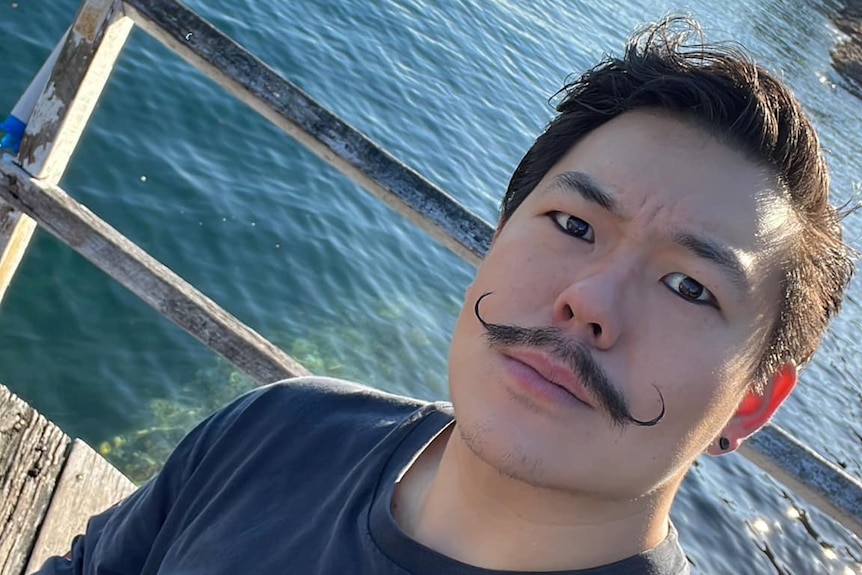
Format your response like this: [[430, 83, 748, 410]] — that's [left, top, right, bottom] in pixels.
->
[[122, 0, 494, 267], [0, 34, 64, 307], [739, 423, 862, 538], [18, 0, 133, 181], [0, 1, 133, 309], [0, 159, 309, 385], [0, 384, 70, 575], [25, 440, 135, 574]]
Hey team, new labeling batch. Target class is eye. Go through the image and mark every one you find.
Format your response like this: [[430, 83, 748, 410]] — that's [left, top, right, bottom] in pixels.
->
[[662, 273, 719, 308], [551, 212, 595, 244]]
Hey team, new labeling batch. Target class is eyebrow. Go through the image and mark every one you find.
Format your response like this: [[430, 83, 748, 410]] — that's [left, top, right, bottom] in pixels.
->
[[550, 171, 621, 216], [673, 233, 751, 292], [548, 170, 752, 293]]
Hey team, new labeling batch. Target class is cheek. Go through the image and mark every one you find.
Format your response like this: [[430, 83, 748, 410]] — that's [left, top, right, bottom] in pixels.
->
[[470, 245, 557, 306], [628, 311, 750, 427]]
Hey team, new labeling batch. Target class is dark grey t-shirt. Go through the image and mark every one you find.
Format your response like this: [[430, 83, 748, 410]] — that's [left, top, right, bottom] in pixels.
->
[[36, 377, 690, 575]]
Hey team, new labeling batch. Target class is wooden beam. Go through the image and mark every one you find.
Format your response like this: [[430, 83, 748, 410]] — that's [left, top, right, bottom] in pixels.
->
[[18, 0, 132, 180], [121, 0, 493, 267], [739, 423, 862, 539], [0, 0, 133, 309], [25, 440, 135, 573], [0, 160, 309, 385], [0, 384, 70, 575]]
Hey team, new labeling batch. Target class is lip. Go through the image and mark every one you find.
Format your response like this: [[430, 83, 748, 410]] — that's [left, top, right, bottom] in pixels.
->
[[501, 348, 596, 409]]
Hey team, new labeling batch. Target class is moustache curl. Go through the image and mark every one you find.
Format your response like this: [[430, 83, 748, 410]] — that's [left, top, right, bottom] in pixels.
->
[[474, 291, 665, 428]]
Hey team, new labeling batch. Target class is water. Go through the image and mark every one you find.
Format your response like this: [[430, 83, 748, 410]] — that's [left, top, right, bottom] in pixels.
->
[[1, 0, 861, 572]]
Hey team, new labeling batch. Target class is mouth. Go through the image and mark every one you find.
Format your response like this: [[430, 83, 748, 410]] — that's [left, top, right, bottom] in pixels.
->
[[501, 348, 596, 409]]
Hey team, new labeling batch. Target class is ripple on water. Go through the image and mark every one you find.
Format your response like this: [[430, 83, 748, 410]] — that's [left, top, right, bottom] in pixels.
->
[[1, 0, 861, 571]]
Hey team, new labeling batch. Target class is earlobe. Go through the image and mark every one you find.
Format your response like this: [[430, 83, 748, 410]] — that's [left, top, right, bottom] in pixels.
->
[[707, 362, 797, 456]]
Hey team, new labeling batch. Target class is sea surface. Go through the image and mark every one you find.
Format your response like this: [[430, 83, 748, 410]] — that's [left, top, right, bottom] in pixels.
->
[[2, 0, 862, 572]]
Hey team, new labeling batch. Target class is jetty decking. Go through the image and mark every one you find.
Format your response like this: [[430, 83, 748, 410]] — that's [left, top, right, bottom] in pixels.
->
[[1, 0, 861, 573], [0, 384, 134, 575]]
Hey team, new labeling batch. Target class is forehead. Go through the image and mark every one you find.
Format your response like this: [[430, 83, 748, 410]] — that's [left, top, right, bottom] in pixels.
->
[[532, 110, 794, 262]]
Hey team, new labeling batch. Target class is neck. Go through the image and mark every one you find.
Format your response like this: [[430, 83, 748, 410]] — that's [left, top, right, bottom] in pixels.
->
[[392, 423, 676, 571]]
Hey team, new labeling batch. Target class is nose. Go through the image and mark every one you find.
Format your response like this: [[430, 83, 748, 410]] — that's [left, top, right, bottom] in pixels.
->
[[552, 264, 627, 350]]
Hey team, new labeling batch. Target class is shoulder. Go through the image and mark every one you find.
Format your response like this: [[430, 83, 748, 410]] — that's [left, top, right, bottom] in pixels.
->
[[231, 376, 429, 422], [187, 376, 433, 459]]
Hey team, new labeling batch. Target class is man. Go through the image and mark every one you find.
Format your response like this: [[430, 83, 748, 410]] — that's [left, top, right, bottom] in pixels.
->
[[37, 16, 852, 575]]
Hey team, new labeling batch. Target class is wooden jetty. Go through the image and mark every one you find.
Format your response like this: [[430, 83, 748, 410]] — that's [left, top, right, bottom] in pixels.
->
[[1, 0, 861, 573], [1, 385, 134, 575]]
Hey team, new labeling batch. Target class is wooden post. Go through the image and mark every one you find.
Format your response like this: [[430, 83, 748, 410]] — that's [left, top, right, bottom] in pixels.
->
[[0, 0, 133, 308], [0, 385, 70, 575]]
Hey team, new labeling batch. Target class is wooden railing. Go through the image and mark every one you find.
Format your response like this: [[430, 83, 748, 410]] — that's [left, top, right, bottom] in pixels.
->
[[1, 0, 860, 544]]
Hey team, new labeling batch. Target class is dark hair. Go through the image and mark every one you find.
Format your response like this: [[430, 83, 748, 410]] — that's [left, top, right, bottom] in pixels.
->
[[500, 16, 854, 390]]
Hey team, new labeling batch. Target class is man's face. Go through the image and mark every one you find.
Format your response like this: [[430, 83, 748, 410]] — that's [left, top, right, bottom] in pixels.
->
[[448, 110, 794, 500]]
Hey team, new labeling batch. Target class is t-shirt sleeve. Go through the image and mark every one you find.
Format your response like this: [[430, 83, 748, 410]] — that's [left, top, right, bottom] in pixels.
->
[[30, 384, 274, 575]]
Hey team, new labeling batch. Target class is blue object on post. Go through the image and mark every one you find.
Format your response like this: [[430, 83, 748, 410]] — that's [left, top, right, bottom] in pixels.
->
[[0, 115, 26, 153]]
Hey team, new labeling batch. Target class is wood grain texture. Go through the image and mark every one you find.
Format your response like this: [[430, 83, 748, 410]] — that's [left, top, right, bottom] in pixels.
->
[[18, 0, 132, 182], [0, 160, 310, 385], [25, 440, 135, 574], [0, 0, 132, 308], [0, 384, 70, 575], [122, 0, 493, 266]]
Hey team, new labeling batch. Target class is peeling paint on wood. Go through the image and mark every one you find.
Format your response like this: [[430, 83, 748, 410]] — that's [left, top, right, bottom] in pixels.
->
[[0, 0, 130, 310], [19, 0, 130, 181], [28, 144, 51, 173], [25, 82, 64, 136]]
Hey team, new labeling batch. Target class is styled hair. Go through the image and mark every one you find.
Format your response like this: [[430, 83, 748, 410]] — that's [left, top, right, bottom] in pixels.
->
[[500, 16, 854, 389]]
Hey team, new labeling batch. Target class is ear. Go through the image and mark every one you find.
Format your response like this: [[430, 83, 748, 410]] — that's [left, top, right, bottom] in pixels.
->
[[707, 362, 797, 456]]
